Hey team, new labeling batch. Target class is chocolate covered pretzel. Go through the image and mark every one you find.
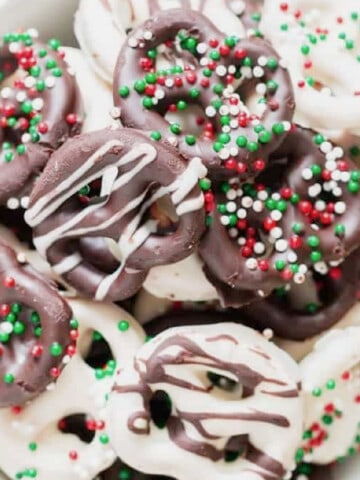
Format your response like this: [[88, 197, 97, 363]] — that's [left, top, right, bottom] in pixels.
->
[[199, 127, 360, 306], [0, 239, 73, 406], [25, 126, 207, 302], [240, 248, 360, 340], [114, 8, 294, 179], [0, 29, 82, 208]]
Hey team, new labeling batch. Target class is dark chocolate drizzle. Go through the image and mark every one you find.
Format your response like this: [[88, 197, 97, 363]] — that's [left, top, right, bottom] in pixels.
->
[[113, 329, 300, 479]]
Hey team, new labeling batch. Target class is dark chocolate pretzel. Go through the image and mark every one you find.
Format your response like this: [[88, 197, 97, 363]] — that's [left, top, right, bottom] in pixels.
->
[[0, 30, 82, 206], [240, 248, 360, 340], [199, 127, 360, 306], [25, 127, 206, 302], [113, 8, 294, 179], [0, 239, 74, 407]]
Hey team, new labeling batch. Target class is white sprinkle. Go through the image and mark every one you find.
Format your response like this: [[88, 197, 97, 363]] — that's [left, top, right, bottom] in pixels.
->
[[143, 30, 153, 40], [216, 65, 227, 77], [299, 264, 308, 274], [287, 251, 297, 263], [258, 55, 268, 67], [302, 168, 313, 180], [219, 105, 230, 116], [254, 242, 265, 254], [276, 239, 288, 252], [200, 57, 209, 67], [314, 200, 326, 211], [270, 227, 283, 239], [9, 42, 20, 54], [294, 273, 306, 284], [257, 190, 268, 201], [223, 126, 231, 134], [196, 42, 207, 54], [6, 197, 20, 210], [227, 189, 237, 200], [320, 141, 332, 154], [314, 262, 328, 274], [155, 89, 165, 99], [21, 133, 31, 144], [238, 237, 246, 245], [333, 146, 344, 158], [241, 196, 253, 208], [165, 78, 174, 88], [32, 98, 44, 111], [253, 66, 264, 78], [272, 193, 281, 201], [205, 106, 216, 117], [333, 187, 342, 197], [263, 328, 274, 339], [16, 91, 27, 103], [255, 83, 267, 95], [241, 66, 252, 78], [229, 228, 238, 238], [325, 159, 336, 171], [230, 147, 239, 157], [253, 200, 264, 213], [110, 107, 121, 119], [237, 208, 247, 219], [1, 87, 12, 99], [1, 322, 13, 334], [24, 76, 36, 88], [128, 37, 139, 48], [218, 148, 230, 160], [331, 170, 341, 181], [228, 65, 236, 74], [246, 258, 258, 270], [340, 171, 350, 182], [227, 201, 237, 213], [271, 210, 282, 221], [308, 184, 321, 197], [221, 215, 230, 226], [230, 119, 239, 129], [16, 253, 27, 264], [334, 201, 346, 214], [20, 196, 29, 209], [283, 121, 291, 131]]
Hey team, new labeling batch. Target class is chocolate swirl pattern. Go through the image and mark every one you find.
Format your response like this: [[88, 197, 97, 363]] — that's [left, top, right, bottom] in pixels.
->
[[113, 8, 294, 179], [0, 29, 82, 208], [0, 298, 145, 480], [109, 323, 302, 480], [0, 239, 73, 407], [25, 127, 207, 302]]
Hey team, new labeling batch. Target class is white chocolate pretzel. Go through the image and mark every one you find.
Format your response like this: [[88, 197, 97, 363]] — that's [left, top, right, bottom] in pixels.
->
[[299, 326, 360, 465], [260, 0, 360, 139], [108, 323, 302, 480], [0, 298, 145, 480]]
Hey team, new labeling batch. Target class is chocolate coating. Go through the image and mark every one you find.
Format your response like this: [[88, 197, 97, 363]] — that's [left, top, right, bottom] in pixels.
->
[[100, 459, 172, 480], [240, 248, 360, 340], [0, 32, 82, 206], [291, 464, 334, 480], [0, 240, 73, 406], [113, 8, 294, 179], [199, 127, 360, 306], [26, 127, 206, 302]]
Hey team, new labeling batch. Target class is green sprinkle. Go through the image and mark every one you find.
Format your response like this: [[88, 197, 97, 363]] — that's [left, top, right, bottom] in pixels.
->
[[326, 379, 336, 390], [322, 414, 333, 425], [335, 224, 346, 237], [28, 442, 37, 452], [310, 251, 322, 263], [312, 387, 322, 397], [150, 131, 162, 141], [177, 100, 187, 111], [99, 434, 109, 444], [185, 135, 196, 146], [142, 97, 153, 109], [49, 342, 63, 357], [13, 321, 25, 335], [16, 144, 26, 155], [189, 88, 200, 99], [134, 80, 146, 93], [236, 136, 248, 148], [48, 38, 61, 50], [170, 123, 181, 135], [307, 236, 320, 248], [118, 86, 130, 98], [275, 260, 286, 271], [258, 130, 272, 144], [117, 320, 130, 332], [3, 373, 14, 384], [348, 181, 360, 194]]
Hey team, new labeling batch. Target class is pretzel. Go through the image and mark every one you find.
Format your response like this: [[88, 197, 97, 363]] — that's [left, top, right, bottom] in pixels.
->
[[25, 127, 207, 302], [298, 327, 360, 465], [113, 8, 294, 178], [109, 323, 302, 480], [0, 239, 73, 406], [0, 29, 82, 208], [0, 297, 145, 480], [199, 127, 360, 306]]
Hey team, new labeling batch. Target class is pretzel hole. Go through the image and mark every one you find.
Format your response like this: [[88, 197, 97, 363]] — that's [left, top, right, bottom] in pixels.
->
[[58, 413, 96, 443], [273, 269, 341, 315], [165, 105, 206, 138], [224, 434, 248, 462], [150, 390, 172, 429], [81, 330, 115, 373], [148, 193, 179, 236]]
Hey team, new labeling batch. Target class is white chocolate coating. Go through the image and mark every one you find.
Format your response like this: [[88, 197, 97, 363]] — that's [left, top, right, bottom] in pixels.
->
[[300, 326, 360, 464], [61, 47, 114, 133], [0, 298, 145, 480], [74, 0, 245, 85], [143, 253, 219, 303], [260, 0, 360, 139], [108, 323, 303, 480]]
